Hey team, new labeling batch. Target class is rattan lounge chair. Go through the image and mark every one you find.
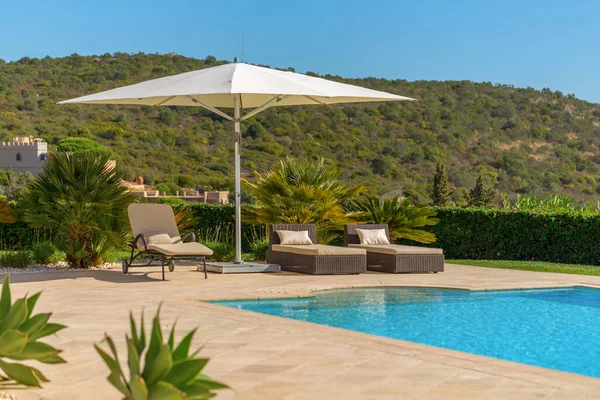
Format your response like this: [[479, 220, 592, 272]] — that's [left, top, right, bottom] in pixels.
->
[[266, 224, 366, 275], [122, 203, 213, 280], [344, 224, 444, 273]]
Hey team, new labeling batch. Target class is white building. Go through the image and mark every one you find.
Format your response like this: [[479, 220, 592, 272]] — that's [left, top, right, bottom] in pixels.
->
[[0, 137, 48, 176]]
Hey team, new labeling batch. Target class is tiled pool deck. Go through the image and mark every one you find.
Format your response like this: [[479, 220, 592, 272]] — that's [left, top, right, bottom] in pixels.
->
[[4, 263, 600, 400]]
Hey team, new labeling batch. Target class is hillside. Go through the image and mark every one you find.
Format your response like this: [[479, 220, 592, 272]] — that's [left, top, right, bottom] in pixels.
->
[[1, 53, 600, 203]]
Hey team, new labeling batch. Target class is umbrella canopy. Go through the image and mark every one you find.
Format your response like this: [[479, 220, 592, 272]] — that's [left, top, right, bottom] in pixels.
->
[[58, 62, 413, 108], [59, 61, 415, 264]]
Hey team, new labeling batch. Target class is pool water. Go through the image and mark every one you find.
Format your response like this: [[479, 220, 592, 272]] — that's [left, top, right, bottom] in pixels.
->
[[212, 287, 600, 378]]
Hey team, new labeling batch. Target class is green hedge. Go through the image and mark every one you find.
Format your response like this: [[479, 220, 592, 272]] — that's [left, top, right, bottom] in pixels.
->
[[429, 208, 600, 265], [3, 203, 600, 265]]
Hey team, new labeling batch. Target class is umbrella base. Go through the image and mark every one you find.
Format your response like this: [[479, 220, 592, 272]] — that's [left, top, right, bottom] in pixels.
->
[[206, 261, 280, 274]]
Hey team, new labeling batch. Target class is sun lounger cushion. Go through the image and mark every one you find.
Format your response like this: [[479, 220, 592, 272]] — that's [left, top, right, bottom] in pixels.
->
[[272, 244, 365, 256], [146, 233, 175, 245], [348, 244, 443, 255], [276, 230, 313, 245], [356, 228, 390, 245], [146, 242, 213, 256]]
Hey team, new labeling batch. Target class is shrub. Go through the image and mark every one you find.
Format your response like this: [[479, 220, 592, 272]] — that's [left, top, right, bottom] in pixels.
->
[[199, 225, 235, 262], [249, 236, 269, 261], [22, 153, 137, 268], [95, 307, 228, 399], [0, 250, 32, 268], [0, 276, 67, 387], [154, 183, 182, 196], [203, 240, 235, 262], [31, 241, 58, 265], [242, 157, 364, 240], [346, 194, 439, 244]]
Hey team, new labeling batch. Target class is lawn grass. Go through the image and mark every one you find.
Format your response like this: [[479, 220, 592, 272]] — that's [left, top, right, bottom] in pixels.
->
[[447, 259, 600, 276]]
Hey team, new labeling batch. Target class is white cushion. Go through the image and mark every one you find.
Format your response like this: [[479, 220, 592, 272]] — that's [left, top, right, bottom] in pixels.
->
[[146, 233, 174, 245], [276, 230, 313, 245], [356, 228, 390, 245]]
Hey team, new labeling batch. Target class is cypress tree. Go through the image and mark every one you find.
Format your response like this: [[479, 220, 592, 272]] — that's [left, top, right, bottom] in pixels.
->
[[465, 175, 495, 207], [432, 163, 451, 206]]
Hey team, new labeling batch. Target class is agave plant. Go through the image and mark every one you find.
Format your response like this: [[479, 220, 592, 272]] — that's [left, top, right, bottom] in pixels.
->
[[347, 194, 439, 244], [0, 275, 67, 388], [95, 307, 228, 400]]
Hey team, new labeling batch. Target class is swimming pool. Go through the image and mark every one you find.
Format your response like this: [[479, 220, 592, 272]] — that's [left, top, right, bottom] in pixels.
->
[[212, 286, 600, 378]]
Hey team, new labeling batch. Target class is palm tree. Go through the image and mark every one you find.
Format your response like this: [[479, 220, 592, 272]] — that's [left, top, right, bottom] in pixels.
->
[[22, 153, 137, 268], [242, 157, 364, 242], [347, 194, 439, 244]]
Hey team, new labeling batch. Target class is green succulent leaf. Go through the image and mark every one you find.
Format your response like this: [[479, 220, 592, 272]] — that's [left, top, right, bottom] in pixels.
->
[[0, 298, 28, 334], [130, 311, 146, 356], [8, 341, 63, 363], [29, 365, 50, 383], [29, 322, 67, 341], [34, 353, 66, 364], [127, 336, 140, 379], [142, 344, 172, 387], [26, 292, 42, 318], [172, 328, 196, 363], [0, 359, 43, 387], [163, 358, 209, 387], [193, 374, 230, 390], [0, 276, 11, 322], [19, 313, 51, 335], [95, 344, 129, 396], [167, 320, 177, 350], [0, 329, 28, 356], [129, 374, 149, 400], [147, 381, 184, 400], [143, 308, 164, 375]]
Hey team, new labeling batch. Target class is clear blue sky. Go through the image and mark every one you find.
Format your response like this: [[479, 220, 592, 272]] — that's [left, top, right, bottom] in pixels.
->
[[3, 0, 599, 102]]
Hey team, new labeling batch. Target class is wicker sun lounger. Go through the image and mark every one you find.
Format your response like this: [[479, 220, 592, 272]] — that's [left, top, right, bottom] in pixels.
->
[[344, 224, 444, 273], [266, 224, 366, 275], [122, 203, 213, 280]]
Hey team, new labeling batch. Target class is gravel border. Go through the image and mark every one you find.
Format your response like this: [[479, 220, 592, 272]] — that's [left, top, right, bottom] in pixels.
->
[[0, 262, 120, 275]]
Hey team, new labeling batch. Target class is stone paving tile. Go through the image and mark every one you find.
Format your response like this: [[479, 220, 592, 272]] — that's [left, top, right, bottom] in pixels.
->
[[3, 263, 600, 399]]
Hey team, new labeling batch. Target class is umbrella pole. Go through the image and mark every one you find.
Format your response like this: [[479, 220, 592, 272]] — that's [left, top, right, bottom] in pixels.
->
[[233, 94, 244, 264]]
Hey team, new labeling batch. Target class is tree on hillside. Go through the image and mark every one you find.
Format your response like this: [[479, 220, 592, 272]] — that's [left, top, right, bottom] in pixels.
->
[[56, 137, 113, 158], [431, 163, 452, 206], [464, 175, 495, 207]]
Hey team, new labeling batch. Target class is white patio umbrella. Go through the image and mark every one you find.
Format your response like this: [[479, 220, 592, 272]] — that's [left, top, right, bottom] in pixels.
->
[[59, 60, 415, 264]]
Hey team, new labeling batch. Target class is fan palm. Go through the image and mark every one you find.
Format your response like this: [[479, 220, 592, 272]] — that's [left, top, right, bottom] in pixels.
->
[[347, 194, 439, 244], [21, 153, 137, 268], [242, 157, 364, 242]]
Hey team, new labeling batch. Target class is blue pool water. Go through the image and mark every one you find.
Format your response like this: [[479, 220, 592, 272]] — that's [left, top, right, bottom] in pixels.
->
[[212, 287, 600, 378]]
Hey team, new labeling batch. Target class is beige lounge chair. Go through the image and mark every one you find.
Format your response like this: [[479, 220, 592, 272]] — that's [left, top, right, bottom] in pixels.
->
[[344, 224, 444, 273], [123, 203, 213, 280]]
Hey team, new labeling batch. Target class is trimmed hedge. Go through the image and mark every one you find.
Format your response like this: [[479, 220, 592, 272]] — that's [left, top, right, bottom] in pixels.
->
[[429, 208, 600, 265], [3, 203, 600, 265]]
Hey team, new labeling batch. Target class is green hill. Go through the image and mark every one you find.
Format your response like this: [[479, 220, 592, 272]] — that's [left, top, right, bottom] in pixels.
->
[[1, 52, 600, 203]]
